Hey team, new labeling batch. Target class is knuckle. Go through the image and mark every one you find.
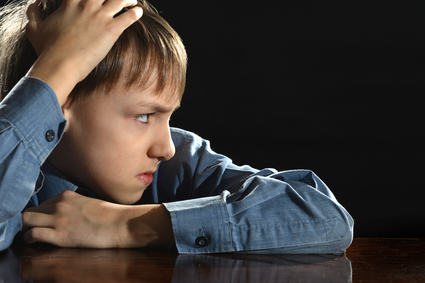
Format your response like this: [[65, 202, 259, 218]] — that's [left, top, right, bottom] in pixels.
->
[[61, 190, 74, 197], [59, 190, 76, 202], [78, 0, 97, 10], [54, 201, 69, 213]]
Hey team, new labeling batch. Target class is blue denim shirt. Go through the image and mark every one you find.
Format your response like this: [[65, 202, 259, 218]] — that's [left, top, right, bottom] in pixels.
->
[[0, 77, 354, 253]]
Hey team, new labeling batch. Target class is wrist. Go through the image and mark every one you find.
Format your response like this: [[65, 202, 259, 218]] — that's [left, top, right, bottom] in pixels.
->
[[26, 54, 80, 106], [116, 204, 174, 248]]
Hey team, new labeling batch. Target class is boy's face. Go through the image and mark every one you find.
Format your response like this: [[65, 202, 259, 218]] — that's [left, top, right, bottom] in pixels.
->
[[48, 80, 180, 204]]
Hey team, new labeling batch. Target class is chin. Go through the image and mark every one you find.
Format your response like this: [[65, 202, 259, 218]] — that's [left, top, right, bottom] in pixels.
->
[[120, 198, 141, 205], [111, 191, 145, 205]]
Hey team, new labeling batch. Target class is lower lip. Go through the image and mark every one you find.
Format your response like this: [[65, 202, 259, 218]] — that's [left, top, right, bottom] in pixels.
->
[[137, 173, 154, 184]]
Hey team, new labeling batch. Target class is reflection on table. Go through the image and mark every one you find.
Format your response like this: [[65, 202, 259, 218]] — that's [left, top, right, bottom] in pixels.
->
[[0, 244, 351, 283]]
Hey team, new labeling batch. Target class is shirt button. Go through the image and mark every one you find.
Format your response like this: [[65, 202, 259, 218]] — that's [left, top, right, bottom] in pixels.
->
[[45, 130, 55, 142], [195, 236, 210, 247]]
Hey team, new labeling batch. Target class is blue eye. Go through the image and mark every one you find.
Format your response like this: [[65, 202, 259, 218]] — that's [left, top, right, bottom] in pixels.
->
[[136, 114, 151, 124]]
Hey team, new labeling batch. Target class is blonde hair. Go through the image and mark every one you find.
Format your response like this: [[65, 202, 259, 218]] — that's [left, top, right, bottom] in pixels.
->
[[0, 0, 187, 106]]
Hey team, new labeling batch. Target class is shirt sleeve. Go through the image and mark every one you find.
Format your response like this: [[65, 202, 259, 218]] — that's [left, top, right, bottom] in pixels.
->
[[160, 129, 354, 254], [0, 77, 66, 251]]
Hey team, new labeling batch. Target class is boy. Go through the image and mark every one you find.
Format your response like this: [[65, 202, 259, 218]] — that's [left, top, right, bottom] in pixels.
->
[[0, 0, 353, 253]]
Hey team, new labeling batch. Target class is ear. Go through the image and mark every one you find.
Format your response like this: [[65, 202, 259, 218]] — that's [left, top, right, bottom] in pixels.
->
[[61, 95, 73, 113]]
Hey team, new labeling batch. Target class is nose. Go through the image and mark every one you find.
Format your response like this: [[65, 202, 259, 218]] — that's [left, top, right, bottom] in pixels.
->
[[147, 123, 175, 161]]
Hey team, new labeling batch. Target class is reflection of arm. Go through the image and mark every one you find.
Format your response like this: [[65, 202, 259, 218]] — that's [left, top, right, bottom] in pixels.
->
[[16, 247, 176, 282], [171, 254, 352, 283], [155, 129, 354, 254], [0, 249, 21, 282], [0, 78, 66, 251]]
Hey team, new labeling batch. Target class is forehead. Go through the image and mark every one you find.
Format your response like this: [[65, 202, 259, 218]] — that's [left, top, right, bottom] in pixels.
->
[[109, 78, 182, 112]]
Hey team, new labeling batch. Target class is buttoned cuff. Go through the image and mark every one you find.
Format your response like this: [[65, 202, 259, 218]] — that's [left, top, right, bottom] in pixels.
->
[[0, 77, 66, 162], [163, 195, 234, 254]]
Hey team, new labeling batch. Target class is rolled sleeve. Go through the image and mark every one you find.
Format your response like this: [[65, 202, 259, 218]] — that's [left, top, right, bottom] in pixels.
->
[[0, 77, 66, 248]]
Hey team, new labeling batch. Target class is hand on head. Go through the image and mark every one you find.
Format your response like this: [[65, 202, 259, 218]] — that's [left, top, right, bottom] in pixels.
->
[[25, 0, 143, 104]]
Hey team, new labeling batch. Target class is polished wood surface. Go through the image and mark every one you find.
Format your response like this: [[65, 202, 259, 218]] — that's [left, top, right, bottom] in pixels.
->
[[0, 238, 424, 282], [347, 238, 425, 283]]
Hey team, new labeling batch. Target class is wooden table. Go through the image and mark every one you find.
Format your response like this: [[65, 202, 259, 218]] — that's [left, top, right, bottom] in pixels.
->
[[1, 238, 424, 282]]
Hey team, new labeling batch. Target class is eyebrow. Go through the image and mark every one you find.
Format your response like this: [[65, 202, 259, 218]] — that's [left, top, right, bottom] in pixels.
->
[[134, 101, 181, 113]]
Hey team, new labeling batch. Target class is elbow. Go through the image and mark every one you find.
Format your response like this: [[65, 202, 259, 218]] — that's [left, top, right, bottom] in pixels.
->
[[326, 208, 354, 253], [335, 222, 354, 254], [341, 212, 354, 251]]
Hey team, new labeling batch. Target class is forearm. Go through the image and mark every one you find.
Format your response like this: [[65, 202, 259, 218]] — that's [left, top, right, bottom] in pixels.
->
[[163, 171, 353, 254], [27, 55, 80, 106], [22, 191, 174, 249]]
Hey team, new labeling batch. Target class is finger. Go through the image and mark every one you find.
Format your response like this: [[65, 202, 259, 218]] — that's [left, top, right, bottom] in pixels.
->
[[22, 211, 55, 232], [24, 202, 57, 213], [22, 227, 59, 245], [102, 0, 138, 15], [113, 6, 143, 29]]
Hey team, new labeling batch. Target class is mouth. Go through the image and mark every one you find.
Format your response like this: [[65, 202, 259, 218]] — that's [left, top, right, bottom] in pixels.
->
[[136, 170, 156, 184]]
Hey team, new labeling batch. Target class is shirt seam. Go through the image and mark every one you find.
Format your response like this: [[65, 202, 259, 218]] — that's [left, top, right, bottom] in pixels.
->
[[230, 217, 346, 231], [219, 195, 234, 251]]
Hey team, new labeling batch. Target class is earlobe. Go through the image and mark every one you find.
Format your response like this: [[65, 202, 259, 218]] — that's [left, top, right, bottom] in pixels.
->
[[61, 96, 72, 114], [61, 104, 72, 128]]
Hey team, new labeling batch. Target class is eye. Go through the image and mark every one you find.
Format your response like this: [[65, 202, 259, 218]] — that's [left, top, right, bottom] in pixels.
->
[[136, 113, 152, 124]]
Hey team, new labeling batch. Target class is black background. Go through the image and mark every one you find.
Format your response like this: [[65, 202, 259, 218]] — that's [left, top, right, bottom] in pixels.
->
[[151, 0, 425, 237], [1, 0, 424, 237]]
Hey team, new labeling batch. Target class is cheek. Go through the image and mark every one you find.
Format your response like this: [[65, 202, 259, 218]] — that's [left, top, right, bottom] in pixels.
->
[[79, 121, 148, 171], [63, 117, 116, 168], [65, 107, 149, 176]]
